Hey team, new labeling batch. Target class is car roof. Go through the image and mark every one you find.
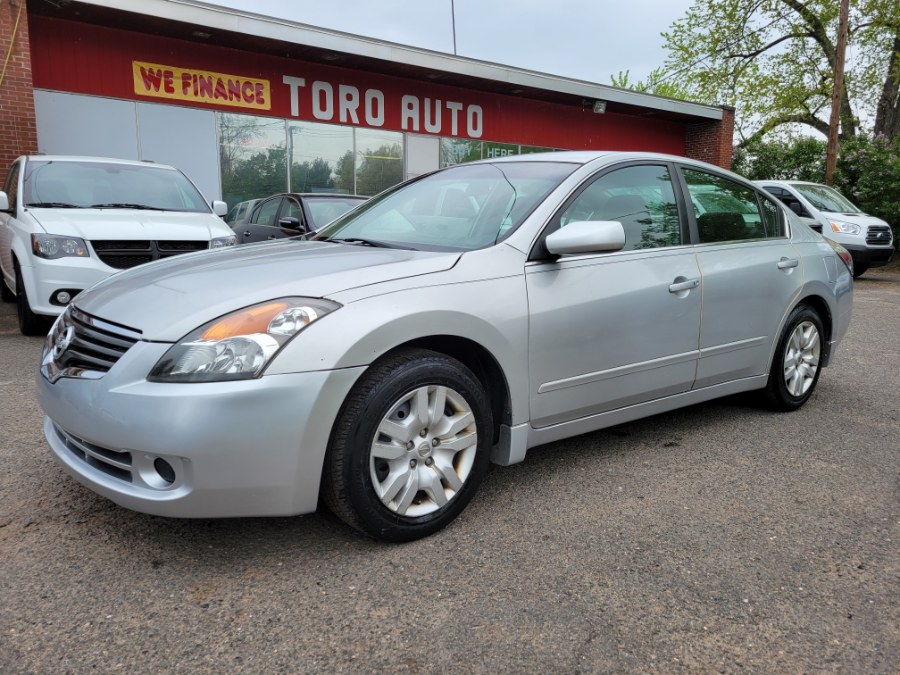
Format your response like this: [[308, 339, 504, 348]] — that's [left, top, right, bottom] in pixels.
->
[[23, 155, 179, 171]]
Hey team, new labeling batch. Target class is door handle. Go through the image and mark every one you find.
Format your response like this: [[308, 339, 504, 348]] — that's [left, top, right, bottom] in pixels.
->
[[242, 231, 251, 237], [668, 278, 700, 293], [777, 257, 799, 270]]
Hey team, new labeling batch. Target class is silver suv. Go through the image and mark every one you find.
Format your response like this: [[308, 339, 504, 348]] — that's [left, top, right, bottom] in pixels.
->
[[757, 180, 894, 277]]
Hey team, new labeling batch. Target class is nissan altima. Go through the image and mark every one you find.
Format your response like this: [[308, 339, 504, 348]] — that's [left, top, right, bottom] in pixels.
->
[[37, 152, 854, 542]]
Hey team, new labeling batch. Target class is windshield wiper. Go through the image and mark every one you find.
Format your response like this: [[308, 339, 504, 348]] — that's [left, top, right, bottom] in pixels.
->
[[88, 203, 164, 210], [26, 202, 84, 208], [329, 237, 415, 250]]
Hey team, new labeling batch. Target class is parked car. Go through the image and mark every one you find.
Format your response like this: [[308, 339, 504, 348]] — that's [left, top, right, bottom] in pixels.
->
[[223, 198, 261, 226], [756, 180, 894, 277], [232, 193, 367, 243], [0, 155, 235, 335], [37, 151, 853, 542]]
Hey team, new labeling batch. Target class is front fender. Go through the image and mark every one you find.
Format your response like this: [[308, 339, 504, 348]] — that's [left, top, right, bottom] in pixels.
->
[[267, 274, 531, 424]]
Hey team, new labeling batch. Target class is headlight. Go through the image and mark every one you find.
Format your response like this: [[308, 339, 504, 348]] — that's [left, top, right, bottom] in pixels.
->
[[830, 221, 860, 235], [31, 234, 90, 259], [210, 235, 237, 249], [148, 297, 340, 382]]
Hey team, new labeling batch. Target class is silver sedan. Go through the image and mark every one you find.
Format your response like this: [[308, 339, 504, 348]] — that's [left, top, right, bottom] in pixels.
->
[[37, 152, 854, 542]]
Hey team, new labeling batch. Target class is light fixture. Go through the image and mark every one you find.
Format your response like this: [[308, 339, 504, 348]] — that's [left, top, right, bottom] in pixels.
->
[[592, 100, 607, 114]]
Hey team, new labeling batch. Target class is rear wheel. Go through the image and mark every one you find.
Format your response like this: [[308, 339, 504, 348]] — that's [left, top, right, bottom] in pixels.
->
[[322, 348, 493, 542], [15, 261, 49, 336], [762, 304, 823, 411]]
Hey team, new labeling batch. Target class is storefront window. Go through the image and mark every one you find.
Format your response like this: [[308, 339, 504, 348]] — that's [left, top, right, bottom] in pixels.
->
[[440, 138, 482, 167], [519, 145, 557, 154], [355, 128, 403, 196], [218, 113, 288, 208], [482, 142, 519, 160], [440, 139, 556, 168], [288, 121, 354, 194]]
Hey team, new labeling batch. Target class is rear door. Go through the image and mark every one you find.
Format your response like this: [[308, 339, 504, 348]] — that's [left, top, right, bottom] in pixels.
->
[[526, 162, 702, 427], [236, 196, 287, 243], [678, 166, 803, 388]]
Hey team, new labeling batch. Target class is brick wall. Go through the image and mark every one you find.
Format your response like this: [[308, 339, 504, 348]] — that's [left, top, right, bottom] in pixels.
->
[[684, 106, 735, 169], [0, 0, 37, 172]]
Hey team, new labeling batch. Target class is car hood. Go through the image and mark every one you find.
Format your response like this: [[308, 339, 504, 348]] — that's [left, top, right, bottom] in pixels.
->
[[819, 211, 890, 228], [74, 239, 461, 340], [29, 208, 228, 240]]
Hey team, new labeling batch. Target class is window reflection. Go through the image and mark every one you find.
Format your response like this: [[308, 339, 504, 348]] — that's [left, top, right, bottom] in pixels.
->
[[355, 129, 403, 196], [218, 113, 287, 208], [288, 122, 353, 194]]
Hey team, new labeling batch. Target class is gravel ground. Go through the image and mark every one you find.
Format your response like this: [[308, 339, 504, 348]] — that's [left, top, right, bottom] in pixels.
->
[[1, 272, 898, 673]]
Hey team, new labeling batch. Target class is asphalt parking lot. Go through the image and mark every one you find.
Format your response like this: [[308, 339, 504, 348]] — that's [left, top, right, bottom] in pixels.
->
[[1, 271, 898, 673]]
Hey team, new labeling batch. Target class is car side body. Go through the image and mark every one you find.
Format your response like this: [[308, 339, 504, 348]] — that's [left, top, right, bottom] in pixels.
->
[[37, 152, 854, 541]]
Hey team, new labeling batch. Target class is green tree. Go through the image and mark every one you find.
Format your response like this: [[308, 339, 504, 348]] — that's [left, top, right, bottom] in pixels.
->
[[291, 157, 334, 193], [659, 0, 900, 145], [609, 68, 691, 100], [355, 143, 403, 196], [834, 134, 900, 248], [732, 136, 827, 180]]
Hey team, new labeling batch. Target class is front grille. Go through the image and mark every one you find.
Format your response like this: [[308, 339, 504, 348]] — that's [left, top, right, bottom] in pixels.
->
[[43, 306, 142, 381], [90, 240, 208, 269], [53, 423, 133, 483], [866, 225, 893, 246]]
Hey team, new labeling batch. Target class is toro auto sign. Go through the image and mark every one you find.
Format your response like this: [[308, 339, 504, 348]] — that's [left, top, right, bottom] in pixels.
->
[[133, 60, 483, 139]]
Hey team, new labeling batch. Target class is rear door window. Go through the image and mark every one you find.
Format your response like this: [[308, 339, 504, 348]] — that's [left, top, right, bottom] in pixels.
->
[[683, 169, 767, 243]]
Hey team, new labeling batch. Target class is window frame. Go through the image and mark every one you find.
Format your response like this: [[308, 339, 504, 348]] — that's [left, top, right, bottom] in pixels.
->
[[673, 164, 787, 244], [529, 160, 693, 261]]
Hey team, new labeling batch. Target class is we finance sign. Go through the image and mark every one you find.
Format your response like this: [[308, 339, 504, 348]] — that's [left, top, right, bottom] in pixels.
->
[[132, 61, 271, 110]]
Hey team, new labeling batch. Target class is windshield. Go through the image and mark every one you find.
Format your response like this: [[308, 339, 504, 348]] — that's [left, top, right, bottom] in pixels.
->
[[305, 197, 366, 230], [23, 160, 211, 212], [793, 183, 861, 214], [313, 162, 577, 251]]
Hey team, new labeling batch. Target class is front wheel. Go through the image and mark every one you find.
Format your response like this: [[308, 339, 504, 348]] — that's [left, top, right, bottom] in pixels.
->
[[15, 261, 49, 336], [0, 275, 13, 303], [762, 304, 824, 411], [322, 348, 493, 542]]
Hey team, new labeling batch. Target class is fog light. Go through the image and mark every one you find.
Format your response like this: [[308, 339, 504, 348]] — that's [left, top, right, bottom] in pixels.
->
[[153, 457, 176, 484], [50, 289, 81, 306]]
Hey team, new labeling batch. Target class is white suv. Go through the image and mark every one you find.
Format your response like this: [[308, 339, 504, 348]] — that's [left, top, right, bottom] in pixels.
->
[[757, 180, 894, 277], [0, 156, 235, 334]]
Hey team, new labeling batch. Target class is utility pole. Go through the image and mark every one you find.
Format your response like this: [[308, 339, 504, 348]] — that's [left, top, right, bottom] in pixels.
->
[[451, 0, 458, 56], [825, 0, 850, 186]]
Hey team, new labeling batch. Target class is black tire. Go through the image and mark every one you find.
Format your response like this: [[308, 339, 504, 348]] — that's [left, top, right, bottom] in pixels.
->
[[0, 274, 13, 303], [322, 348, 493, 542], [761, 304, 824, 411], [15, 261, 50, 336]]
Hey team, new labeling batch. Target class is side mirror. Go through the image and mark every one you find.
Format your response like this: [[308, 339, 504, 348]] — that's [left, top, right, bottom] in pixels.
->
[[800, 216, 822, 232], [0, 191, 9, 212], [279, 216, 307, 232], [212, 200, 228, 217], [545, 220, 626, 256]]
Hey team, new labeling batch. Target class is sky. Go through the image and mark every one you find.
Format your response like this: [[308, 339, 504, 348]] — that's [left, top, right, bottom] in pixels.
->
[[207, 0, 695, 85]]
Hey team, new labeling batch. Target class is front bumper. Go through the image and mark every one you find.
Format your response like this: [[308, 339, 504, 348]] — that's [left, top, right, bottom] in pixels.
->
[[38, 339, 365, 517], [843, 243, 895, 270], [20, 255, 112, 316]]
